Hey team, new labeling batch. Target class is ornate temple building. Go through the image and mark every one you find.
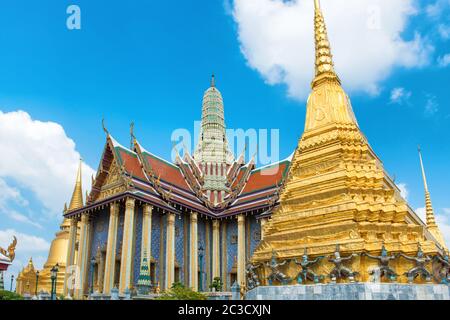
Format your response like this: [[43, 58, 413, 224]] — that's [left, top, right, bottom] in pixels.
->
[[61, 76, 289, 299], [32, 0, 448, 299]]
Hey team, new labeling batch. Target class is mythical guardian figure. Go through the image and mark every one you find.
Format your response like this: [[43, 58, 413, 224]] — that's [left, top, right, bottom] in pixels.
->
[[294, 248, 323, 284], [363, 245, 398, 282], [245, 262, 261, 290], [328, 245, 359, 283], [400, 244, 432, 283], [0, 236, 17, 262], [265, 251, 291, 285], [434, 253, 450, 284]]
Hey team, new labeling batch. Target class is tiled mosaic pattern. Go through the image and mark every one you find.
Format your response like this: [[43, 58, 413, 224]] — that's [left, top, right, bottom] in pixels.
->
[[245, 283, 450, 300]]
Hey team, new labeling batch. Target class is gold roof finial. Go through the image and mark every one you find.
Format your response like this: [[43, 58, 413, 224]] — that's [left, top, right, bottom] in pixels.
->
[[418, 146, 447, 248], [312, 0, 340, 88], [418, 145, 435, 226], [68, 159, 84, 211]]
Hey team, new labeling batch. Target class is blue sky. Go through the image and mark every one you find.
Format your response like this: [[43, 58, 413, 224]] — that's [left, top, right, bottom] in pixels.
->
[[0, 0, 449, 288]]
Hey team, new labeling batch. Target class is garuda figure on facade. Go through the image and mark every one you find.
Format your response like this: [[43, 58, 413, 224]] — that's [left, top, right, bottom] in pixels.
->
[[294, 248, 323, 284], [328, 245, 359, 283], [266, 251, 291, 285], [363, 244, 398, 282], [434, 253, 450, 284], [246, 262, 262, 290], [400, 244, 432, 283]]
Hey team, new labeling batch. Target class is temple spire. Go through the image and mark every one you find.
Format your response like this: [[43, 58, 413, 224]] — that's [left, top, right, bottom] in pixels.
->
[[211, 74, 215, 87], [312, 0, 340, 88], [418, 146, 447, 248], [418, 146, 435, 226], [68, 159, 84, 211]]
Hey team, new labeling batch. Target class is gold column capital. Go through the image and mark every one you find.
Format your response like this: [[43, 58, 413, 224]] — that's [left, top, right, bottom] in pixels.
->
[[110, 202, 119, 215], [168, 213, 176, 224], [190, 212, 198, 222], [238, 215, 245, 223], [125, 197, 135, 209], [143, 204, 153, 215], [212, 219, 220, 229], [80, 213, 89, 224]]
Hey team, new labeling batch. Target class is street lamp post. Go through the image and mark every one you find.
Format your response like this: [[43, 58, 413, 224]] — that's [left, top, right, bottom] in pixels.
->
[[198, 243, 204, 292], [50, 264, 59, 300], [10, 275, 14, 292], [35, 271, 40, 296], [90, 256, 96, 296]]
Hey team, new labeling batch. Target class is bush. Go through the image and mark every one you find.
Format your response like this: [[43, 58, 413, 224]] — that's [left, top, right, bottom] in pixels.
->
[[156, 283, 207, 300], [0, 290, 23, 300], [209, 277, 223, 292]]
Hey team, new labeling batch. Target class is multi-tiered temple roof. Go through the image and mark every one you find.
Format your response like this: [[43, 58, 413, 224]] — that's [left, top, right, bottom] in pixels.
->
[[64, 77, 291, 220]]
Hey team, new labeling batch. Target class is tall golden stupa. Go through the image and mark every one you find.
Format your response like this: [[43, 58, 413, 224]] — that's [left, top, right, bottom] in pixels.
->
[[16, 161, 83, 296], [252, 0, 447, 284]]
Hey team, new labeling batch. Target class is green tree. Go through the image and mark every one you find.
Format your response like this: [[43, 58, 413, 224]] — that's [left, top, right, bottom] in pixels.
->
[[156, 282, 207, 300], [0, 290, 24, 300], [209, 277, 223, 292]]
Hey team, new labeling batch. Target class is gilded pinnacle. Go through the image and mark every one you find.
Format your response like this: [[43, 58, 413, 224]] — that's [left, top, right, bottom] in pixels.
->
[[312, 0, 340, 88], [418, 146, 435, 225], [68, 159, 84, 211]]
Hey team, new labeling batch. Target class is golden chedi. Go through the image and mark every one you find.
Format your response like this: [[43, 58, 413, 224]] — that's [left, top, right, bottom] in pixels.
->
[[17, 161, 83, 296], [252, 0, 448, 285], [16, 258, 37, 295]]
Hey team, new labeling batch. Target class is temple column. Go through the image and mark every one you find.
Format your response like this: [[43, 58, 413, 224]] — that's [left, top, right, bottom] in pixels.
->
[[189, 212, 198, 291], [75, 214, 91, 299], [212, 220, 220, 280], [237, 215, 246, 287], [119, 198, 136, 294], [260, 217, 269, 240], [103, 202, 119, 294], [63, 218, 78, 296], [165, 213, 176, 289], [141, 205, 153, 268]]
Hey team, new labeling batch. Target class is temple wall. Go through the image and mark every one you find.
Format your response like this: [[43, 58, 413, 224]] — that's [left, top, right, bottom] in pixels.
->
[[183, 214, 190, 288], [87, 208, 109, 292], [175, 213, 185, 284], [132, 206, 143, 287], [197, 218, 206, 291], [151, 212, 161, 285], [159, 214, 167, 289], [226, 220, 238, 288], [89, 208, 109, 259], [249, 216, 261, 256]]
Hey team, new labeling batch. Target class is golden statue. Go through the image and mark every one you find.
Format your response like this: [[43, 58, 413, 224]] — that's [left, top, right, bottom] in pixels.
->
[[0, 236, 17, 262]]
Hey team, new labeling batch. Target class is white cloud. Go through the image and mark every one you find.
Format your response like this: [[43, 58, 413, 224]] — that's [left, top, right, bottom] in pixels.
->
[[424, 94, 439, 115], [426, 0, 450, 19], [390, 88, 412, 105], [0, 110, 95, 217], [438, 24, 450, 39], [0, 229, 50, 254], [438, 53, 450, 67], [231, 0, 434, 100], [415, 208, 450, 247], [397, 183, 409, 200], [0, 229, 50, 288], [415, 207, 426, 223], [0, 177, 42, 228], [436, 210, 450, 248]]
